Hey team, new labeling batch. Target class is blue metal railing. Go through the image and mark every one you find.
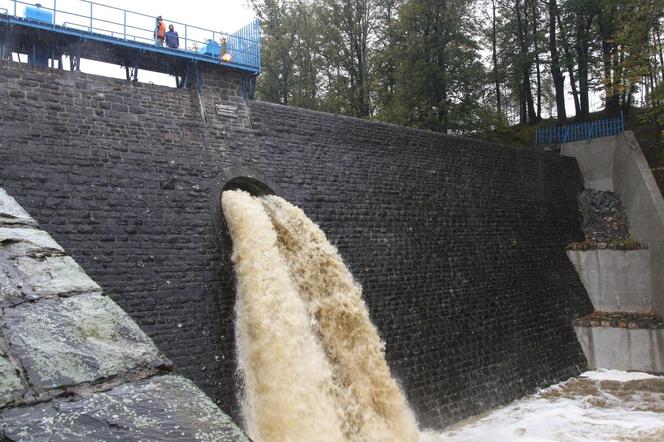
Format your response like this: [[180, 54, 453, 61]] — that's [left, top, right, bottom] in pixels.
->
[[0, 0, 261, 73], [536, 111, 624, 145]]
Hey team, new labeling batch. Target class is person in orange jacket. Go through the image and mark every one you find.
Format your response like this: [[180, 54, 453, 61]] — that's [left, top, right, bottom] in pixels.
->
[[154, 16, 166, 47]]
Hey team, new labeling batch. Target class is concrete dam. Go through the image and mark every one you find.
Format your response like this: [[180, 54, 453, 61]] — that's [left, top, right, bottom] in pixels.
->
[[0, 57, 601, 437]]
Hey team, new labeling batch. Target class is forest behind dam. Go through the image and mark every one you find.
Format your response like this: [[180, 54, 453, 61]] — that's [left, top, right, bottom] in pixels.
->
[[251, 0, 663, 139]]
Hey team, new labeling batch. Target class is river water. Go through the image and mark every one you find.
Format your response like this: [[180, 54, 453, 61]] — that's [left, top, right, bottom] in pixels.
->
[[426, 369, 664, 442]]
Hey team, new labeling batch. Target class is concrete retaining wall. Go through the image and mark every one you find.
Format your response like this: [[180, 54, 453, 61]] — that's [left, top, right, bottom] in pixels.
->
[[562, 132, 664, 316], [575, 326, 664, 373], [567, 249, 652, 312]]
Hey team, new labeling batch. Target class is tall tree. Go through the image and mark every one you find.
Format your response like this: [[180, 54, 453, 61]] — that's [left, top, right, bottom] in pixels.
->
[[548, 0, 567, 120], [573, 0, 597, 118], [251, 0, 322, 107], [597, 0, 619, 113], [371, 0, 404, 117], [612, 0, 664, 109], [385, 0, 489, 133], [514, 0, 537, 123], [317, 0, 374, 117], [491, 0, 503, 113], [530, 0, 543, 118], [556, 10, 582, 115]]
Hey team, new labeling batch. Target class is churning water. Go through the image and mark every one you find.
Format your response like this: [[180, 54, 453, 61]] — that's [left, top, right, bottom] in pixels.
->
[[426, 369, 664, 442], [222, 190, 419, 442], [222, 190, 664, 442]]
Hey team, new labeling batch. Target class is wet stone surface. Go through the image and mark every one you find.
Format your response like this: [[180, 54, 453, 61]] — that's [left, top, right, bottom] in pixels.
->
[[0, 351, 23, 407], [0, 227, 63, 251], [0, 375, 249, 441], [13, 254, 101, 298], [579, 189, 631, 242], [1, 293, 169, 390], [0, 227, 99, 305], [0, 189, 36, 227]]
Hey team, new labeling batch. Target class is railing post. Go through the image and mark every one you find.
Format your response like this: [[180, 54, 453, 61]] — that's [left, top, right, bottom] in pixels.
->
[[13, 0, 16, 16], [256, 18, 261, 72], [89, 2, 93, 32], [123, 10, 126, 40], [184, 25, 188, 51], [53, 0, 56, 25]]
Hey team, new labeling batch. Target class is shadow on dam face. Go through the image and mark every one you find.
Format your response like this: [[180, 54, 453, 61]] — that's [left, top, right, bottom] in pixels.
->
[[217, 170, 280, 251], [222, 176, 276, 197]]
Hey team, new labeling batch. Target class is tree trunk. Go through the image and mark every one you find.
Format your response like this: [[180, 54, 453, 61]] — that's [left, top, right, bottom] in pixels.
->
[[619, 48, 628, 107], [492, 0, 502, 113], [532, 0, 542, 119], [516, 0, 536, 123], [548, 0, 566, 121], [557, 13, 581, 116], [598, 5, 619, 114], [652, 30, 660, 88], [575, 16, 592, 119], [655, 24, 664, 82], [437, 0, 450, 132]]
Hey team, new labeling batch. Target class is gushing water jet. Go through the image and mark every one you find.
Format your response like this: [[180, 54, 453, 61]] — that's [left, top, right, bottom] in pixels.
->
[[222, 189, 419, 442]]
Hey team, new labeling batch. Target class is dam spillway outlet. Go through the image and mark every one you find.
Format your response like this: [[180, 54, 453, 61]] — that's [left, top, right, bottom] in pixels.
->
[[221, 190, 419, 442]]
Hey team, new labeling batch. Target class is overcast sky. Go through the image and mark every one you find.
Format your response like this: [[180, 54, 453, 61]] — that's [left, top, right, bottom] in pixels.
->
[[93, 0, 256, 34]]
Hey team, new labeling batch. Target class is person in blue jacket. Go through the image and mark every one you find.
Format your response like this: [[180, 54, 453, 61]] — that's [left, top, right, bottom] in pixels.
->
[[165, 24, 180, 49]]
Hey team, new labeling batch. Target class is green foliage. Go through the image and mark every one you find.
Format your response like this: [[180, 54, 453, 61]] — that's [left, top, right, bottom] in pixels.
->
[[376, 0, 494, 134], [251, 0, 664, 140], [251, 0, 323, 108]]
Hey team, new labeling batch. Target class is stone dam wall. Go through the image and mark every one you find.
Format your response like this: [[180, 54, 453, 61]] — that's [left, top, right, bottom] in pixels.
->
[[0, 59, 593, 429]]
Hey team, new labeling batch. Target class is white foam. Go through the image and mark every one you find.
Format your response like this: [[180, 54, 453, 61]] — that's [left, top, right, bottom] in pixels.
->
[[579, 369, 661, 382], [423, 370, 664, 442]]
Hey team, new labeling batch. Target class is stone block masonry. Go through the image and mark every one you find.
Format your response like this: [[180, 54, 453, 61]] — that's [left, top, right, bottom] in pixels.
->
[[0, 59, 593, 429]]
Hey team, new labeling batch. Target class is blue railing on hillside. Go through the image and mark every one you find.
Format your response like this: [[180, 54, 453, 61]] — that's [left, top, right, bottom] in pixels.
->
[[0, 0, 261, 73], [535, 111, 624, 145]]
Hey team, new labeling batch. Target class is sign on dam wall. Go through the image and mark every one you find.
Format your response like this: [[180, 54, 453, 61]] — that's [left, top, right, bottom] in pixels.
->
[[0, 59, 593, 429]]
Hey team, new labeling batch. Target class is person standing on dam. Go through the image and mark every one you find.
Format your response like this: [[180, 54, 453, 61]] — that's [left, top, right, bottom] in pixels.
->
[[154, 16, 166, 47], [165, 25, 180, 49]]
